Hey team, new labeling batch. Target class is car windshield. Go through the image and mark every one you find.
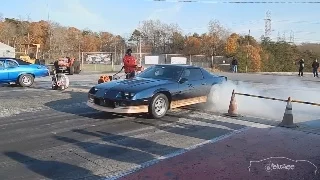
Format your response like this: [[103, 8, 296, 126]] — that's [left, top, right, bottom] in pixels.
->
[[136, 65, 183, 81], [15, 59, 31, 65]]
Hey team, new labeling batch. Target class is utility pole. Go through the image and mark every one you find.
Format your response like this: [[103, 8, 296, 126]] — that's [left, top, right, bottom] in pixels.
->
[[47, 0, 51, 59], [113, 45, 116, 71], [289, 30, 294, 44], [246, 29, 250, 73], [282, 32, 286, 42], [138, 21, 142, 66], [77, 34, 81, 61], [264, 11, 271, 38], [139, 35, 142, 66]]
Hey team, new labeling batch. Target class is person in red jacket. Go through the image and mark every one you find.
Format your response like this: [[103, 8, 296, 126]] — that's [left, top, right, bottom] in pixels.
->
[[123, 49, 137, 79]]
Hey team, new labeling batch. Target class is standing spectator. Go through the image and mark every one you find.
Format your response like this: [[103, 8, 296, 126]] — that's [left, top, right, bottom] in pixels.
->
[[231, 57, 238, 73], [312, 59, 319, 77], [298, 59, 305, 77], [123, 49, 137, 79]]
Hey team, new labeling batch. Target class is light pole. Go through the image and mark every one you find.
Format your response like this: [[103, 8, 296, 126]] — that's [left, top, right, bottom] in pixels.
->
[[113, 45, 116, 71], [139, 35, 142, 66], [77, 34, 81, 61], [246, 29, 250, 73], [138, 21, 142, 66]]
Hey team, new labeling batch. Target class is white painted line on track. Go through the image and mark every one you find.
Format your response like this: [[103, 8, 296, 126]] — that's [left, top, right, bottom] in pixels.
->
[[102, 126, 252, 180]]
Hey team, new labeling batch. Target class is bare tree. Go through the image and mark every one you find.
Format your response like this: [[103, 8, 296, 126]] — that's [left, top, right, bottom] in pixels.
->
[[50, 23, 69, 59], [206, 19, 230, 56], [0, 21, 18, 45], [139, 19, 182, 54]]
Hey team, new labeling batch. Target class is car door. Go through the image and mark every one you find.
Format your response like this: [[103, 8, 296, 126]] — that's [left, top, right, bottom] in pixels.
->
[[178, 68, 206, 99], [6, 60, 20, 80], [0, 60, 8, 81]]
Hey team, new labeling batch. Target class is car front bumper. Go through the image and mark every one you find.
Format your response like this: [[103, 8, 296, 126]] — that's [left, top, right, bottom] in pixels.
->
[[87, 101, 148, 114]]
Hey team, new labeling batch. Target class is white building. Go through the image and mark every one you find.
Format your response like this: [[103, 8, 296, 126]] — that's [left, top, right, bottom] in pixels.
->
[[0, 42, 15, 58]]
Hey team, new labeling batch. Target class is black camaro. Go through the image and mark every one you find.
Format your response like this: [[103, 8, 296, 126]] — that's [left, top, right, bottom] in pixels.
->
[[87, 64, 227, 118]]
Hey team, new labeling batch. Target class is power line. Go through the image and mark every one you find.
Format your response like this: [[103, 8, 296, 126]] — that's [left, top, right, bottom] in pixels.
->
[[151, 0, 320, 3]]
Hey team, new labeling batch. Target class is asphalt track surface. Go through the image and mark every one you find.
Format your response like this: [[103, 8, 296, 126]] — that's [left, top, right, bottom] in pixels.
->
[[0, 72, 319, 180]]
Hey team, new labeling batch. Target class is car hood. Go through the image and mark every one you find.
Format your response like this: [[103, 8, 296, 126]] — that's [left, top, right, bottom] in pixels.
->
[[96, 77, 174, 91]]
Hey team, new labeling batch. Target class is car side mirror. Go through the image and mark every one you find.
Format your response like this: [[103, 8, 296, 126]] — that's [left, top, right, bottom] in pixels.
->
[[179, 78, 188, 84]]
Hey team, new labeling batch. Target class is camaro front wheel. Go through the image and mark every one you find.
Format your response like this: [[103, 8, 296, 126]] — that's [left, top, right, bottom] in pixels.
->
[[149, 93, 169, 119]]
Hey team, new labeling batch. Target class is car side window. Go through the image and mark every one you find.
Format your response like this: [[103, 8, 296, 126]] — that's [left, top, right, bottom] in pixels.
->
[[6, 60, 18, 68], [0, 60, 5, 69], [181, 68, 204, 81]]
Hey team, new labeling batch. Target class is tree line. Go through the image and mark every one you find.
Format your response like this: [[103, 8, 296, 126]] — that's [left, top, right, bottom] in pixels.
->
[[0, 15, 320, 72]]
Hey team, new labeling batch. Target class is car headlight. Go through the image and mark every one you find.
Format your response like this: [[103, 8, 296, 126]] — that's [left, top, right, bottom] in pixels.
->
[[121, 92, 135, 99], [89, 87, 99, 94]]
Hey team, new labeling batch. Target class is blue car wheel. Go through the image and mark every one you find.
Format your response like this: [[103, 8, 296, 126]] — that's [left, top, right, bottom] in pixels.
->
[[18, 74, 34, 87]]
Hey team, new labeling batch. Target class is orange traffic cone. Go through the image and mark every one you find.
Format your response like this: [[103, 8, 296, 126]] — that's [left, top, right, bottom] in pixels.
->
[[279, 97, 297, 128], [98, 75, 111, 84], [226, 89, 238, 117]]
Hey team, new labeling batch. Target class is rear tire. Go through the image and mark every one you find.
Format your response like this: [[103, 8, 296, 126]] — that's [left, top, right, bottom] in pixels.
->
[[148, 93, 169, 119], [73, 61, 81, 74], [18, 74, 34, 87], [69, 66, 74, 75], [206, 84, 220, 106]]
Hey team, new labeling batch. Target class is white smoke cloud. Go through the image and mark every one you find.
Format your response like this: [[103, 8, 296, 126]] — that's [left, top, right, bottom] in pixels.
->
[[208, 76, 320, 123]]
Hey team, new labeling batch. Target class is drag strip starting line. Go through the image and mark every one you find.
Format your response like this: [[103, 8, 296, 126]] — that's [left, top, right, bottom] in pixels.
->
[[102, 126, 252, 180]]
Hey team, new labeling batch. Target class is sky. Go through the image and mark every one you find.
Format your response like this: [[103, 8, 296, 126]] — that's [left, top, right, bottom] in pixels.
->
[[1, 0, 320, 43]]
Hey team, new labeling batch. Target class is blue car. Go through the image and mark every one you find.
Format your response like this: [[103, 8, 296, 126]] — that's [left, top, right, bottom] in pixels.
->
[[0, 57, 50, 87], [87, 64, 227, 118]]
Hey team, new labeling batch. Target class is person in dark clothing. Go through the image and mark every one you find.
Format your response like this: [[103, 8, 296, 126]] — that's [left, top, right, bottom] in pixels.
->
[[298, 59, 305, 77], [231, 57, 238, 73], [312, 59, 319, 77]]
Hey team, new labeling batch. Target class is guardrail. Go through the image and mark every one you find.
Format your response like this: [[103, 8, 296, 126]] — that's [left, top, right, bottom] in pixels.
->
[[234, 91, 320, 106], [234, 92, 288, 102], [227, 89, 320, 128]]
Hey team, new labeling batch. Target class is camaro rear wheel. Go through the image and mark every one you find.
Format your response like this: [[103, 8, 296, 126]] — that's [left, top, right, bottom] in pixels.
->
[[149, 93, 169, 119], [18, 74, 34, 87], [206, 84, 220, 106]]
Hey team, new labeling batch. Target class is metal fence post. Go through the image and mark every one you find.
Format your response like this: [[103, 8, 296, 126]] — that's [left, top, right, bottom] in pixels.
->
[[211, 55, 214, 68], [165, 54, 168, 64], [81, 52, 84, 70], [111, 54, 114, 72]]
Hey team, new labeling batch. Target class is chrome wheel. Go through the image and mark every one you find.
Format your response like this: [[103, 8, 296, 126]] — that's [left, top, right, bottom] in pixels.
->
[[22, 76, 32, 86], [154, 97, 167, 116]]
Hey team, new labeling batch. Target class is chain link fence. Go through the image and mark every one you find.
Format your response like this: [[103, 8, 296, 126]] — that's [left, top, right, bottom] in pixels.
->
[[80, 51, 233, 72], [81, 52, 114, 72]]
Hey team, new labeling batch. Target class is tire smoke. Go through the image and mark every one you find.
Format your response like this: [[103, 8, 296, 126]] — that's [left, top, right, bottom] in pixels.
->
[[208, 77, 320, 122]]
